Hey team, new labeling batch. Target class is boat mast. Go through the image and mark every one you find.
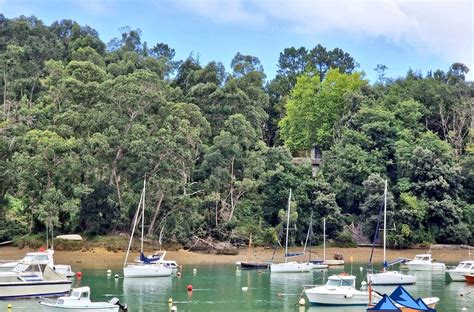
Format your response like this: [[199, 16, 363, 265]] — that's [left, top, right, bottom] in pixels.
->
[[141, 178, 146, 254], [383, 179, 387, 270], [284, 189, 291, 263], [123, 187, 144, 267], [323, 217, 326, 262]]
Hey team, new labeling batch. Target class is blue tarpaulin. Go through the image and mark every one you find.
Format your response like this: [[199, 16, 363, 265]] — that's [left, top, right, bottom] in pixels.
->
[[367, 294, 400, 311]]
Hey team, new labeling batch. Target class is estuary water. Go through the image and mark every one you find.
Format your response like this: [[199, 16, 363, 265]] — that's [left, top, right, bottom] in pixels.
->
[[1, 263, 473, 311]]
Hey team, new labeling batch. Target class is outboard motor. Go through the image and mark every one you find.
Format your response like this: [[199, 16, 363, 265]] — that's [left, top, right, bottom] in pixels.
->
[[109, 297, 128, 311]]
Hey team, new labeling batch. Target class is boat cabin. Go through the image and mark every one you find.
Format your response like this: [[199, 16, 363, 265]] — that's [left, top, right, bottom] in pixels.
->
[[455, 261, 474, 270], [326, 274, 356, 287], [412, 254, 432, 262], [57, 287, 92, 306]]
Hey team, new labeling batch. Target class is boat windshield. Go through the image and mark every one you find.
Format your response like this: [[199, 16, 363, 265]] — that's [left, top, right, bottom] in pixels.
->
[[414, 256, 430, 261], [463, 263, 473, 270], [21, 254, 50, 264], [326, 279, 354, 287]]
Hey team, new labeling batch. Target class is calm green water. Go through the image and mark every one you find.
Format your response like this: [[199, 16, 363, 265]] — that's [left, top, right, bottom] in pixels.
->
[[1, 263, 473, 311]]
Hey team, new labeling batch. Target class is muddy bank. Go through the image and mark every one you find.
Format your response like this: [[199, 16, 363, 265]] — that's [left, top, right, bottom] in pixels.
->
[[0, 246, 471, 269]]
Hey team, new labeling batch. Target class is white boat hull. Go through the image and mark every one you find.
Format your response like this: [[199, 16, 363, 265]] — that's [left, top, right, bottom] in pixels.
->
[[367, 271, 416, 285], [406, 262, 445, 271], [123, 264, 172, 277], [0, 281, 72, 299], [270, 262, 311, 273], [447, 269, 474, 281], [305, 288, 370, 305], [305, 263, 328, 270], [323, 260, 345, 266], [40, 303, 119, 312]]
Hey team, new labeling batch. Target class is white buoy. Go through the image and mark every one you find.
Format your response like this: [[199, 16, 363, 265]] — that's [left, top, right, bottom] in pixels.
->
[[114, 274, 119, 279], [359, 266, 363, 272], [192, 268, 197, 274], [107, 269, 112, 275], [461, 308, 467, 311], [241, 286, 248, 291], [171, 306, 177, 311], [298, 297, 306, 306]]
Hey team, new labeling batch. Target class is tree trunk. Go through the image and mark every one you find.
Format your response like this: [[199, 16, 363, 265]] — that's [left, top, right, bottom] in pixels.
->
[[147, 191, 164, 236]]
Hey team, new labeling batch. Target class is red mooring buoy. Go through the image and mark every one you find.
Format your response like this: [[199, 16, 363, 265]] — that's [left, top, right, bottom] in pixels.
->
[[187, 284, 193, 291], [76, 271, 83, 278]]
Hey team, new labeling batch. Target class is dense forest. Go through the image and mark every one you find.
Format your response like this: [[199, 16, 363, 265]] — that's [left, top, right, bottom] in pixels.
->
[[0, 15, 472, 249]]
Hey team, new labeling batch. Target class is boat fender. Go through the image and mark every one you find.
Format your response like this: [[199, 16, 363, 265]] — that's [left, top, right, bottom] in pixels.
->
[[298, 298, 306, 306], [344, 294, 353, 298]]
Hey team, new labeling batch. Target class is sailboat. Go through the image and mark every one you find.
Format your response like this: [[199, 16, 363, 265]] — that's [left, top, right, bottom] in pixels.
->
[[302, 215, 328, 270], [367, 180, 416, 285], [270, 189, 311, 273], [123, 179, 172, 278]]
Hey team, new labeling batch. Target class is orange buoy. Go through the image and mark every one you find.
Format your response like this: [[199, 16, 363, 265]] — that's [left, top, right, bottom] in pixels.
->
[[187, 284, 193, 291], [76, 271, 82, 278]]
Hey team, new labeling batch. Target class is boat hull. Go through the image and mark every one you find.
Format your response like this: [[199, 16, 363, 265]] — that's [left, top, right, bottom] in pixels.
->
[[447, 269, 474, 281], [240, 262, 269, 269], [465, 274, 474, 283], [323, 260, 345, 266], [0, 281, 72, 299], [123, 264, 172, 278], [406, 262, 445, 271], [40, 303, 119, 312], [305, 289, 369, 305], [367, 271, 416, 285], [270, 262, 311, 273]]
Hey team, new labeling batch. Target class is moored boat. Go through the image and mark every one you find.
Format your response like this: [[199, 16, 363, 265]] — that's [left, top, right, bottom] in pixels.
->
[[0, 257, 71, 299], [0, 249, 74, 277], [40, 286, 128, 311], [270, 189, 311, 273], [304, 273, 379, 305], [446, 260, 474, 281], [406, 254, 445, 271], [123, 179, 172, 278], [367, 180, 416, 285], [239, 261, 270, 269]]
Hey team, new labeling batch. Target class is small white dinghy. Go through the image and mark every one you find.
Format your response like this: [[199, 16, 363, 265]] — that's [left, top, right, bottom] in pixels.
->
[[40, 286, 128, 312]]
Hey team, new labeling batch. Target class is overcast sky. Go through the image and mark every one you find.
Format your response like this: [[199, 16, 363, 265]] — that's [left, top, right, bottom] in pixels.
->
[[2, 0, 473, 81]]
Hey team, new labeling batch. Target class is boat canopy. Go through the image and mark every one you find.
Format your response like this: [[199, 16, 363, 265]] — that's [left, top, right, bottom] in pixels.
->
[[285, 252, 304, 258], [389, 286, 435, 311], [140, 252, 160, 264], [367, 294, 400, 311]]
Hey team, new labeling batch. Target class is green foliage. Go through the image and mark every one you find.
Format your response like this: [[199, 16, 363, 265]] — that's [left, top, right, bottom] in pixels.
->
[[279, 69, 365, 151], [0, 14, 472, 248]]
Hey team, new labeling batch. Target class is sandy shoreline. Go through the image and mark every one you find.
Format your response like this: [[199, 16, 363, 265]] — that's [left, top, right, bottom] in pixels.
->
[[0, 246, 470, 269]]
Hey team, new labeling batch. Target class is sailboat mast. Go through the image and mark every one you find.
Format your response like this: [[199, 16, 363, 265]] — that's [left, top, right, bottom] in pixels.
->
[[383, 179, 388, 268], [285, 189, 291, 263], [124, 187, 144, 267], [323, 217, 326, 262], [141, 178, 146, 254]]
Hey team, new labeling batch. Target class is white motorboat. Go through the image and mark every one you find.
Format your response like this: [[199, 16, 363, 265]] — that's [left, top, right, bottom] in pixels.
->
[[367, 180, 416, 285], [270, 189, 310, 273], [123, 179, 172, 278], [406, 254, 446, 271], [40, 286, 127, 311], [0, 255, 71, 299], [367, 270, 417, 285], [446, 260, 474, 281], [0, 249, 74, 277], [304, 273, 380, 305]]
